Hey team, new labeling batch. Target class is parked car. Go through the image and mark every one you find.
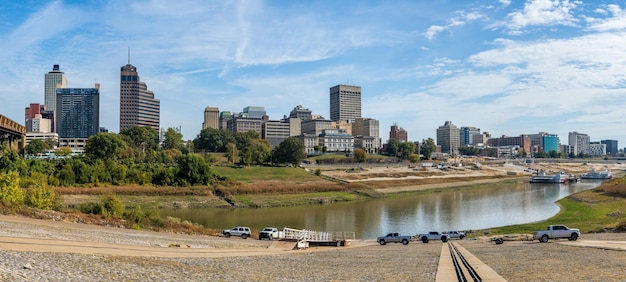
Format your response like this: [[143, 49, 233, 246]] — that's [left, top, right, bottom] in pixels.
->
[[417, 231, 449, 243], [376, 233, 412, 245], [258, 227, 284, 240], [223, 226, 251, 239], [533, 225, 580, 243], [447, 231, 466, 239]]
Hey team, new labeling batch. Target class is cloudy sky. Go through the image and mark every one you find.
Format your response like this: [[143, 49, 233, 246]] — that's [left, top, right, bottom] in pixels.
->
[[1, 0, 625, 146]]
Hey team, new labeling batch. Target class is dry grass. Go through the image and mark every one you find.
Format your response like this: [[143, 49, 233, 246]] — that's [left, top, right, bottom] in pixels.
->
[[55, 185, 215, 196]]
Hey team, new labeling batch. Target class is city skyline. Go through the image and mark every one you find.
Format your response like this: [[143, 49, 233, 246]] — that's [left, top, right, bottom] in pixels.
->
[[1, 1, 626, 145]]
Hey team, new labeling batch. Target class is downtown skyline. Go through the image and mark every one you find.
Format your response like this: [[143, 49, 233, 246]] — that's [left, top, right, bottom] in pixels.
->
[[1, 1, 626, 145]]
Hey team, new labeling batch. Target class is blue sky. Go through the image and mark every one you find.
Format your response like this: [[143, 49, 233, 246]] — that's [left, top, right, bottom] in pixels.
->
[[1, 0, 626, 146]]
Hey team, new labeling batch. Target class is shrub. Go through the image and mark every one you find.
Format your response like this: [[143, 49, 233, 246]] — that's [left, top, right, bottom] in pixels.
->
[[26, 183, 62, 210], [79, 202, 104, 215], [101, 193, 124, 218], [315, 169, 322, 176], [0, 171, 25, 206]]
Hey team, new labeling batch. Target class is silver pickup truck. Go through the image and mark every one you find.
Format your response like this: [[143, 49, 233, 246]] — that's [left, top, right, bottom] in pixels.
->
[[377, 233, 412, 245], [533, 225, 580, 242]]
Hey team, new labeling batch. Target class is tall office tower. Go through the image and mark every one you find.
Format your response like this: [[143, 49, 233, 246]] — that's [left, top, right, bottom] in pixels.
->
[[389, 123, 407, 142], [568, 131, 590, 156], [330, 84, 361, 122], [44, 64, 68, 114], [56, 85, 100, 138], [120, 62, 160, 131], [601, 139, 618, 155], [436, 121, 460, 155], [460, 126, 480, 146], [202, 106, 220, 130], [242, 106, 266, 119]]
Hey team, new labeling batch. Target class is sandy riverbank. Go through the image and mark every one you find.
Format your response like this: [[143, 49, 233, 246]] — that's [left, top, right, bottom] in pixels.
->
[[0, 214, 625, 281]]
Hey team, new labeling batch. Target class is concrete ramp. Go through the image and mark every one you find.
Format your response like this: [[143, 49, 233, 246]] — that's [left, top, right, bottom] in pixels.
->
[[267, 241, 297, 251]]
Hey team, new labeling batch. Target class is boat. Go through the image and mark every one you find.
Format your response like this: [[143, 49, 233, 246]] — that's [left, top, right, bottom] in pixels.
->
[[530, 170, 570, 183], [580, 169, 612, 179]]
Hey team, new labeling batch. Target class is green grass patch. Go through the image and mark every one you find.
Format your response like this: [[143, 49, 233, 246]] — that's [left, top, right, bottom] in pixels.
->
[[480, 188, 626, 236], [230, 191, 366, 207], [211, 166, 319, 182]]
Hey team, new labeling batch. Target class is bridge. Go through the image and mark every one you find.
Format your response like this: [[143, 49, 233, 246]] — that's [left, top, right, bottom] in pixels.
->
[[0, 114, 26, 151]]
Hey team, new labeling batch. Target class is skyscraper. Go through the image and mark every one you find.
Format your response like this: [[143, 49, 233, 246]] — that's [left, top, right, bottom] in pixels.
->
[[44, 64, 68, 114], [56, 85, 100, 138], [436, 121, 460, 155], [330, 84, 361, 122], [202, 106, 219, 130], [120, 61, 160, 131]]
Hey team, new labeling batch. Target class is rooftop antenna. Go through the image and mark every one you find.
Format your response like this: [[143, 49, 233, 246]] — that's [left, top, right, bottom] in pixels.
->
[[127, 47, 130, 64]]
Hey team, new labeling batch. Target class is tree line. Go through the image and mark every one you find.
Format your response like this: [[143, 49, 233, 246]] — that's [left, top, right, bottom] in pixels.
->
[[6, 126, 308, 188]]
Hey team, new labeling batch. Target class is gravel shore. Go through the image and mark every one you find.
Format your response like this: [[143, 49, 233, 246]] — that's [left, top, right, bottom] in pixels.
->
[[0, 215, 625, 281]]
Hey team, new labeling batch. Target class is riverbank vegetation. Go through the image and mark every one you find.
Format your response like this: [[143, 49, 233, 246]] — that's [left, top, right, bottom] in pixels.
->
[[481, 177, 626, 236]]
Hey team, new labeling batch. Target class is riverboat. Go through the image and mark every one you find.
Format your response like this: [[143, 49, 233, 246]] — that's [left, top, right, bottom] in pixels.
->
[[530, 170, 571, 183], [580, 169, 612, 179]]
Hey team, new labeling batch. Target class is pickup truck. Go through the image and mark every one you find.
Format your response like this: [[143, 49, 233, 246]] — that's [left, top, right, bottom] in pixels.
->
[[223, 226, 251, 239], [417, 231, 449, 243], [377, 233, 412, 245], [447, 231, 465, 239], [533, 225, 580, 243], [258, 227, 284, 240]]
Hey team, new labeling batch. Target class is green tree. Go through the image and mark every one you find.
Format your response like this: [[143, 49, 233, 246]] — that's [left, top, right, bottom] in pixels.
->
[[408, 153, 420, 163], [176, 153, 213, 186], [353, 148, 367, 163], [194, 128, 228, 152], [55, 146, 73, 157], [273, 137, 306, 165], [24, 139, 49, 156], [399, 142, 416, 159], [162, 128, 184, 150], [119, 126, 160, 152], [386, 139, 400, 157], [85, 133, 128, 160], [0, 149, 27, 174], [419, 138, 436, 160], [225, 142, 238, 165], [233, 130, 260, 150]]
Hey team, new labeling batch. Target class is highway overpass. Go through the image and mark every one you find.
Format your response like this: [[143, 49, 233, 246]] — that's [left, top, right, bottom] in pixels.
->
[[0, 114, 26, 151]]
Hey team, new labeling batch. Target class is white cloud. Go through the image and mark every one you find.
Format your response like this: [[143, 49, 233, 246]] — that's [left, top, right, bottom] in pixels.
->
[[587, 4, 626, 32], [505, 0, 578, 32], [423, 11, 485, 40]]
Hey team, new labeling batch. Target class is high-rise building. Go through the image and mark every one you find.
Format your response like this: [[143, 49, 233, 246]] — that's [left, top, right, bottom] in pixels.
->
[[25, 103, 55, 132], [289, 105, 312, 121], [389, 123, 407, 142], [242, 106, 266, 119], [601, 140, 618, 156], [436, 121, 460, 155], [202, 106, 220, 130], [568, 131, 590, 156], [330, 84, 361, 122], [56, 85, 100, 139], [44, 64, 68, 114], [120, 62, 160, 131], [460, 126, 480, 146]]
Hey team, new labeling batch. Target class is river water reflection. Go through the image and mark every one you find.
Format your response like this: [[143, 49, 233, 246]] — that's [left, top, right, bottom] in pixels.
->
[[158, 180, 604, 239]]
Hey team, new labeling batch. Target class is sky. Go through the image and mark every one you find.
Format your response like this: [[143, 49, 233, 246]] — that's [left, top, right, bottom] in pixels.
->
[[1, 0, 626, 146]]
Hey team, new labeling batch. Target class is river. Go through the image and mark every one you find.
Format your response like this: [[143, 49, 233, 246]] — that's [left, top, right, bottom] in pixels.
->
[[158, 179, 604, 239]]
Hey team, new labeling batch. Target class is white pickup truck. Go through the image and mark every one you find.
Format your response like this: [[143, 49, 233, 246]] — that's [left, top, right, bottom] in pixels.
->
[[417, 231, 449, 243], [533, 225, 580, 243], [258, 227, 284, 240]]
